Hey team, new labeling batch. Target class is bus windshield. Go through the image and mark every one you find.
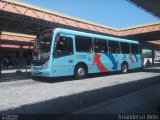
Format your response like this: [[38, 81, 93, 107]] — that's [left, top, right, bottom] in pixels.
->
[[33, 31, 53, 62]]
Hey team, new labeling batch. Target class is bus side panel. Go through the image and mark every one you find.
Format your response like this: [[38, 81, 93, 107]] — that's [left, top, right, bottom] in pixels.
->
[[74, 52, 99, 74], [119, 54, 131, 69], [118, 54, 142, 70], [52, 55, 76, 77], [129, 54, 142, 69], [91, 53, 110, 73], [92, 53, 121, 73], [68, 52, 121, 74], [52, 53, 142, 77], [108, 53, 142, 70], [101, 53, 119, 72]]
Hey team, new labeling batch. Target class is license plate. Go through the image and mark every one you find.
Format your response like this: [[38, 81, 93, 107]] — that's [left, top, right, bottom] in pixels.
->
[[34, 71, 42, 75]]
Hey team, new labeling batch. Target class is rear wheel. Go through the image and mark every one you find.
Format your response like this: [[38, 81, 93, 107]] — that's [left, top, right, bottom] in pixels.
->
[[121, 63, 128, 74], [74, 65, 87, 79]]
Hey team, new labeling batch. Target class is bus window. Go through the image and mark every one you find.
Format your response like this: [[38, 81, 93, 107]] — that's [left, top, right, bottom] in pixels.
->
[[75, 36, 93, 52], [120, 42, 130, 54], [131, 43, 139, 54], [94, 38, 108, 53], [55, 36, 73, 56], [108, 41, 120, 54]]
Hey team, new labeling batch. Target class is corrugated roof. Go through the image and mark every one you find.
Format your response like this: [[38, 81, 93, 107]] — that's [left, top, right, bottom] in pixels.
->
[[2, 31, 36, 38], [119, 21, 160, 31], [4, 0, 116, 30]]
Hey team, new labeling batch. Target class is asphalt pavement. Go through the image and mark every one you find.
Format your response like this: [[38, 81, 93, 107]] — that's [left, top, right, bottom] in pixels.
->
[[0, 67, 159, 117]]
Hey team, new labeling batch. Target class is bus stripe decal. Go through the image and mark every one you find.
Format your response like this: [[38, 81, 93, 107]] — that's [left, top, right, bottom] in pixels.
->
[[133, 54, 138, 62], [129, 54, 135, 63], [94, 53, 109, 72], [104, 53, 118, 70]]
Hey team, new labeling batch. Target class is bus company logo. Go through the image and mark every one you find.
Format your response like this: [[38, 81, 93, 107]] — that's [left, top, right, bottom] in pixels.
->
[[77, 55, 87, 59], [88, 56, 92, 61], [88, 54, 92, 61]]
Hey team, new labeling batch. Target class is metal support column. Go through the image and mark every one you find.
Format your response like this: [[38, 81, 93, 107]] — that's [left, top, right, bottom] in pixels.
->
[[20, 44, 23, 58], [0, 32, 2, 76], [152, 47, 155, 66]]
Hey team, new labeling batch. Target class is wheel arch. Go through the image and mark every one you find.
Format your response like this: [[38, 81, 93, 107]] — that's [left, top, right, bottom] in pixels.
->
[[74, 62, 88, 74], [121, 61, 129, 69]]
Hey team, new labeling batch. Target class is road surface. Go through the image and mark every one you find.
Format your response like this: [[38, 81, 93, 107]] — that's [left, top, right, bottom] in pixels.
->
[[0, 67, 160, 115]]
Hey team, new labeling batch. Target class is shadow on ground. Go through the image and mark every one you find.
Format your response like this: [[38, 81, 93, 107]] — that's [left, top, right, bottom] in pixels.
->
[[1, 74, 160, 116], [32, 67, 160, 83], [142, 68, 160, 73], [32, 71, 121, 83]]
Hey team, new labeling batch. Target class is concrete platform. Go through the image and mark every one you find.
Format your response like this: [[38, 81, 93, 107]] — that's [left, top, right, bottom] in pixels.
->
[[0, 69, 31, 81]]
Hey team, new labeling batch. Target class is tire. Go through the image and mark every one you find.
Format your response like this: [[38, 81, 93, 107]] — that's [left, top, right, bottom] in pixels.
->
[[74, 65, 87, 79], [121, 63, 128, 74]]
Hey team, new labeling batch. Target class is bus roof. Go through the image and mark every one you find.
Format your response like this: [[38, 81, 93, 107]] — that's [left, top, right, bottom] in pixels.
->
[[54, 28, 139, 44]]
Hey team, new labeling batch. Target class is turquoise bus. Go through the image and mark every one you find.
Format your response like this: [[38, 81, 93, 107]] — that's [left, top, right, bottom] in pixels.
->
[[31, 28, 142, 79]]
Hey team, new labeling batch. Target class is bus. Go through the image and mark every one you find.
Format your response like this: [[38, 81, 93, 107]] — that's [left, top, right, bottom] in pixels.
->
[[32, 28, 142, 79]]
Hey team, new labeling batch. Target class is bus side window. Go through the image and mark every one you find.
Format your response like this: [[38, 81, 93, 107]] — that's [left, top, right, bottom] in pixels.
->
[[120, 42, 130, 54], [108, 41, 120, 54], [131, 43, 139, 54], [116, 48, 120, 54], [75, 36, 93, 53], [94, 38, 108, 53], [55, 36, 73, 56]]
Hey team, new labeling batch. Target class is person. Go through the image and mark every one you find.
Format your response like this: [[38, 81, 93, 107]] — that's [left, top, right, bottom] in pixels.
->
[[4, 57, 9, 68], [100, 46, 106, 53], [146, 59, 151, 66], [94, 45, 98, 52], [108, 47, 112, 53], [27, 55, 31, 65], [56, 39, 65, 52]]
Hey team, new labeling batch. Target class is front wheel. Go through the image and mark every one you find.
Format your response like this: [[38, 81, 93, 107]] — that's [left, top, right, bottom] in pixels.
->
[[74, 65, 87, 79], [121, 63, 128, 74]]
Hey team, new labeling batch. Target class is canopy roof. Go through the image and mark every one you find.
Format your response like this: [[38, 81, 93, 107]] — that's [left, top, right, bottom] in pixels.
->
[[128, 0, 160, 19], [0, 0, 160, 50]]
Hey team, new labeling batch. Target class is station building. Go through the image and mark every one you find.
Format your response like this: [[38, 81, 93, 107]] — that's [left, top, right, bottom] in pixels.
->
[[0, 0, 160, 68]]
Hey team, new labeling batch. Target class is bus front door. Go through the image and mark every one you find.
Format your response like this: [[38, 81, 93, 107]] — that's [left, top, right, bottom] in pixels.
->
[[53, 34, 75, 77]]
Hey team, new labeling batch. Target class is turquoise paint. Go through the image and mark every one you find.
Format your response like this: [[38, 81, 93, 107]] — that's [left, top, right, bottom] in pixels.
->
[[32, 28, 142, 77]]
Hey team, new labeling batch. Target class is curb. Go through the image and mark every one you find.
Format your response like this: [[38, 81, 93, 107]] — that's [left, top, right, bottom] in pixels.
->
[[0, 75, 32, 82]]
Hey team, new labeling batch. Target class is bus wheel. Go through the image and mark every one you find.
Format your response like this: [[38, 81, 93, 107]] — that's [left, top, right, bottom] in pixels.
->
[[121, 63, 128, 74], [74, 65, 87, 79]]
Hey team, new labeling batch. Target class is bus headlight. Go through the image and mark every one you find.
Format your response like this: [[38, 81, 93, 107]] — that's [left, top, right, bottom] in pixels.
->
[[43, 61, 49, 67]]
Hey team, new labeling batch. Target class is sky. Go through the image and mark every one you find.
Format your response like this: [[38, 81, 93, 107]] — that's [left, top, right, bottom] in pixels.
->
[[22, 0, 159, 29]]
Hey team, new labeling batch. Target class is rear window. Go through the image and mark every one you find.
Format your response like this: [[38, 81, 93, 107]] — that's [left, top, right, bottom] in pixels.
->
[[131, 44, 139, 54]]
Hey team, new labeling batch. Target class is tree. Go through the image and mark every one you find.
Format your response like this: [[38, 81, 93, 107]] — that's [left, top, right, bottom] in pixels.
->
[[143, 51, 152, 58]]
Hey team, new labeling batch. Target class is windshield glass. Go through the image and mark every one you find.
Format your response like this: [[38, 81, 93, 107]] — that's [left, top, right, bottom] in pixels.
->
[[33, 31, 53, 61]]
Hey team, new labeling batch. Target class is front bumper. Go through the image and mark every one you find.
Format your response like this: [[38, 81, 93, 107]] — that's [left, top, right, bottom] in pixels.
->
[[31, 66, 52, 77]]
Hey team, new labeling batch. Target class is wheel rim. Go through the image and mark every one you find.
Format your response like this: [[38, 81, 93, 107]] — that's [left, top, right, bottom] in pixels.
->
[[77, 67, 85, 76], [122, 65, 127, 73]]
